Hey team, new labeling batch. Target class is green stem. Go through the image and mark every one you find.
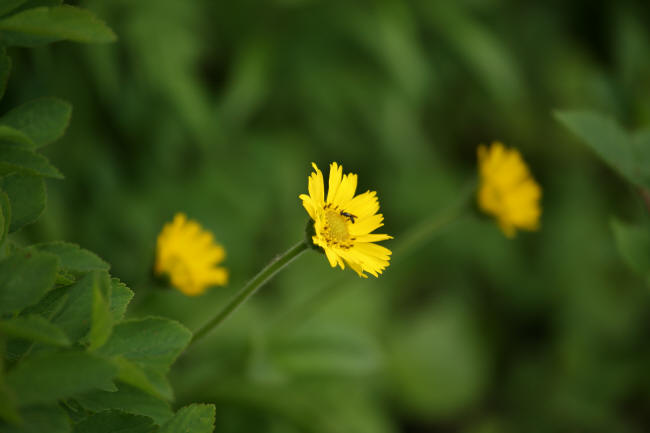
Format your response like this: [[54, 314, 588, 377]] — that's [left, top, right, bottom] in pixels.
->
[[191, 240, 309, 345]]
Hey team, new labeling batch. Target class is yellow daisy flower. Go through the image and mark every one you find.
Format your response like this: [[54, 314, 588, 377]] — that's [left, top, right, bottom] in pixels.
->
[[477, 142, 542, 237], [155, 213, 228, 296], [299, 162, 393, 278]]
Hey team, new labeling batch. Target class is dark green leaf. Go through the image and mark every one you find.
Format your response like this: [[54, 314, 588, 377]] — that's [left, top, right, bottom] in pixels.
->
[[0, 173, 45, 232], [611, 218, 650, 283], [0, 315, 70, 346], [0, 189, 8, 244], [159, 404, 215, 433], [0, 144, 63, 178], [111, 357, 172, 400], [0, 98, 71, 148], [0, 405, 69, 433], [0, 46, 10, 100], [0, 6, 117, 46], [0, 250, 58, 314], [73, 410, 155, 433], [6, 351, 117, 405], [109, 278, 133, 322], [0, 1, 28, 17], [51, 272, 109, 344], [29, 241, 109, 273], [0, 125, 33, 147], [76, 382, 173, 426], [0, 369, 20, 424]]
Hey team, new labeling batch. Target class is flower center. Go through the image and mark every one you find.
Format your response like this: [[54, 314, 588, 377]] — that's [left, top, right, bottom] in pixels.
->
[[325, 210, 350, 242]]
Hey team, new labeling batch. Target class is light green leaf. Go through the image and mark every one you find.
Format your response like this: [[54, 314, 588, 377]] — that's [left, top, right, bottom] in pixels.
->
[[0, 173, 45, 232], [76, 382, 173, 426], [554, 110, 646, 188], [73, 410, 155, 433], [0, 125, 32, 147], [88, 271, 113, 351], [0, 144, 62, 178], [109, 278, 133, 322], [29, 241, 109, 273], [159, 404, 215, 433], [0, 250, 58, 314], [0, 46, 10, 100], [611, 218, 650, 283], [0, 315, 70, 346], [0, 5, 116, 46], [0, 188, 7, 245], [0, 97, 71, 148], [6, 351, 117, 405], [0, 405, 69, 433]]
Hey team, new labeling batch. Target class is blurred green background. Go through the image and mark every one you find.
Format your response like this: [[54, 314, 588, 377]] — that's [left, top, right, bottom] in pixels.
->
[[8, 0, 650, 431]]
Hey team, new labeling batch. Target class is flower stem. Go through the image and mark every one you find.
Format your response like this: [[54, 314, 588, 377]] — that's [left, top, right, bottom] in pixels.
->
[[190, 240, 309, 345]]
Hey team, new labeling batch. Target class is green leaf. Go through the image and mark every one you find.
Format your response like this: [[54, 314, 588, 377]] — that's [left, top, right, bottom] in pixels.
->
[[0, 97, 71, 148], [96, 318, 191, 400], [109, 278, 133, 322], [0, 189, 6, 246], [0, 6, 116, 46], [88, 271, 113, 351], [0, 144, 63, 178], [0, 315, 70, 346], [159, 404, 215, 433], [76, 382, 173, 426], [0, 125, 33, 147], [0, 173, 45, 233], [6, 351, 117, 405], [0, 1, 28, 17], [611, 218, 650, 283], [0, 405, 69, 433], [29, 242, 109, 273], [554, 110, 646, 188], [73, 410, 155, 433], [51, 271, 110, 344], [0, 250, 58, 314], [0, 46, 10, 100]]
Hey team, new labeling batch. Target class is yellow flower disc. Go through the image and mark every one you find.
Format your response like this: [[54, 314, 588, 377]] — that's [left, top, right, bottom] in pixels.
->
[[477, 142, 542, 238], [155, 213, 228, 296], [299, 162, 393, 278]]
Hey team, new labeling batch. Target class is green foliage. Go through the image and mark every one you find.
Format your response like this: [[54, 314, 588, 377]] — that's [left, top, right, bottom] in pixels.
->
[[0, 98, 71, 148], [0, 5, 116, 46], [0, 315, 70, 346], [0, 173, 44, 233], [611, 218, 650, 283], [73, 410, 156, 433], [158, 404, 215, 433], [0, 249, 58, 314]]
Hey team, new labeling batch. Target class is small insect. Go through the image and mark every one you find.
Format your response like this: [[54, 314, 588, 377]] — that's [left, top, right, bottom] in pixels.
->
[[340, 211, 357, 224]]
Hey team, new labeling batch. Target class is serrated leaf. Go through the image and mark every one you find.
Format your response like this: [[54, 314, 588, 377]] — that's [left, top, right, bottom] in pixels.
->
[[76, 382, 173, 426], [0, 97, 71, 148], [97, 318, 191, 400], [0, 46, 10, 100], [88, 271, 113, 351], [0, 250, 58, 314], [159, 404, 215, 433], [0, 315, 70, 346], [6, 351, 117, 405], [554, 110, 646, 188], [0, 173, 45, 232], [0, 144, 62, 178], [109, 278, 133, 322], [0, 5, 116, 46], [73, 410, 155, 433], [0, 125, 33, 147], [611, 218, 650, 283], [51, 271, 110, 344], [0, 405, 69, 433], [0, 189, 9, 244], [29, 241, 109, 273]]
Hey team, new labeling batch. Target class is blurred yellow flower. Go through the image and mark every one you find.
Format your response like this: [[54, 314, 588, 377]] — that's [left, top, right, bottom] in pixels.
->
[[155, 213, 228, 296], [299, 162, 392, 278], [477, 142, 542, 237]]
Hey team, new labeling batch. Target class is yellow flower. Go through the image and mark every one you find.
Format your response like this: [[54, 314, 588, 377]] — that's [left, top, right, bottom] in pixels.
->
[[299, 162, 392, 278], [155, 213, 228, 296], [477, 142, 542, 237]]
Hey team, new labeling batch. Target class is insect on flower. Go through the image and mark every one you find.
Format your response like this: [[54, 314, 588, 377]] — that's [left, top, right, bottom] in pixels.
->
[[340, 211, 357, 224]]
